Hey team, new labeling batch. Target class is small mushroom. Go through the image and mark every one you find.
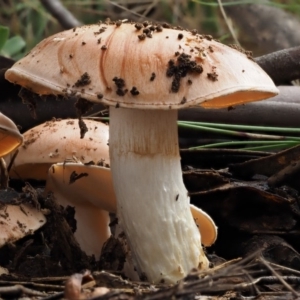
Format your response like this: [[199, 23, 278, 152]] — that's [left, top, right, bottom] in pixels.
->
[[0, 112, 23, 188], [0, 189, 46, 248], [5, 22, 278, 283], [8, 118, 109, 180], [45, 162, 216, 257], [45, 162, 114, 257], [0, 112, 23, 157]]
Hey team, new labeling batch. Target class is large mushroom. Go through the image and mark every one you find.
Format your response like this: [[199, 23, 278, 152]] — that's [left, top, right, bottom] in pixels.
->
[[5, 21, 278, 283]]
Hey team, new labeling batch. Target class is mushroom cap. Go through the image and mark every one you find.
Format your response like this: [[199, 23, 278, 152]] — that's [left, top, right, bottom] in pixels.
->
[[45, 162, 117, 256], [45, 162, 116, 212], [0, 112, 23, 156], [0, 189, 46, 248], [5, 22, 278, 109], [8, 118, 109, 180], [45, 162, 216, 246], [0, 204, 46, 247], [190, 204, 217, 246]]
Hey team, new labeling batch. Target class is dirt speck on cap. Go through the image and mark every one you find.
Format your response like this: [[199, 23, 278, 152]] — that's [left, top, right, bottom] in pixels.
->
[[166, 53, 203, 93], [113, 77, 128, 96], [74, 73, 91, 88]]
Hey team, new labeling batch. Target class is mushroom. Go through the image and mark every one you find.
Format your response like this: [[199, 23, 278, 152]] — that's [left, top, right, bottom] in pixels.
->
[[45, 162, 114, 257], [8, 118, 109, 180], [0, 189, 46, 248], [5, 22, 278, 283], [0, 112, 23, 188], [7, 115, 215, 256], [6, 118, 111, 257], [0, 112, 23, 157], [45, 161, 217, 257]]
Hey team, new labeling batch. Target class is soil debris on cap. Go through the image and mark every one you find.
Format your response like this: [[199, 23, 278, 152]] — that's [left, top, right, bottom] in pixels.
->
[[207, 67, 218, 81], [180, 97, 187, 104], [166, 53, 203, 93], [99, 27, 107, 34], [74, 72, 91, 88], [78, 118, 88, 139], [156, 25, 163, 32], [204, 34, 213, 41], [113, 77, 128, 96], [229, 44, 253, 60], [138, 34, 146, 40], [130, 87, 139, 96], [69, 171, 89, 184], [178, 33, 184, 40], [150, 72, 156, 81], [135, 23, 143, 30]]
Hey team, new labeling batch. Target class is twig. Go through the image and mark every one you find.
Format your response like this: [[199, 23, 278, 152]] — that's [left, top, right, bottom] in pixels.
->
[[109, 1, 155, 20], [259, 256, 299, 298], [268, 262, 300, 277], [0, 285, 45, 297], [40, 0, 81, 29], [217, 0, 240, 46], [40, 291, 64, 300], [138, 0, 160, 21], [0, 281, 64, 291]]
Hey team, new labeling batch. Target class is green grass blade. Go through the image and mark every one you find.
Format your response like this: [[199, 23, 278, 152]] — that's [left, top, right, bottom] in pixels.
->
[[179, 121, 300, 134], [189, 140, 299, 150], [178, 121, 300, 141]]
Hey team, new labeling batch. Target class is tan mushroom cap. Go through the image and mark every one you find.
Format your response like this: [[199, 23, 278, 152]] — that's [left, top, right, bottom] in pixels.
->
[[8, 118, 109, 180], [0, 203, 46, 248], [45, 163, 116, 256], [0, 112, 23, 157], [5, 23, 278, 109], [45, 163, 116, 212], [45, 162, 217, 247]]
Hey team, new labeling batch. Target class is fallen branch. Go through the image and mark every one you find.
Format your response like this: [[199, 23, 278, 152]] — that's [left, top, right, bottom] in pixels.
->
[[40, 0, 81, 29], [255, 46, 300, 85], [179, 86, 300, 128], [224, 3, 300, 55]]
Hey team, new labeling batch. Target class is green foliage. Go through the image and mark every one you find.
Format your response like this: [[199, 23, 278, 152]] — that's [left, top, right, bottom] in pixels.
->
[[0, 0, 299, 58], [0, 26, 9, 51], [0, 25, 26, 59], [0, 0, 57, 54]]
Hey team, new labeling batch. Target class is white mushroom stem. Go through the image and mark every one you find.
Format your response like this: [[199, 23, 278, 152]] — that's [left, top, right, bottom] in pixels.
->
[[109, 107, 208, 284]]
